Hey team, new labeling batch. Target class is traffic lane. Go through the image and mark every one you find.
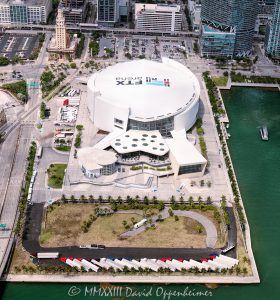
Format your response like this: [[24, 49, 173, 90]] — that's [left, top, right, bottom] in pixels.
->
[[225, 207, 237, 258]]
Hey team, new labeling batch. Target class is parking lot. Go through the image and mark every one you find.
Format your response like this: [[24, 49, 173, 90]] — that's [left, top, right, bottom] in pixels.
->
[[98, 37, 115, 57], [119, 36, 189, 60], [0, 33, 38, 59]]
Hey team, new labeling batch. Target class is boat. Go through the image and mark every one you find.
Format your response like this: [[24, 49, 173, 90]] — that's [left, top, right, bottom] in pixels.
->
[[260, 126, 268, 141]]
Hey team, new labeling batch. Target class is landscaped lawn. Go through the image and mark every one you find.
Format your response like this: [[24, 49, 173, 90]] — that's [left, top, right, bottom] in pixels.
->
[[55, 145, 71, 152], [40, 204, 208, 248], [212, 76, 228, 87], [47, 163, 67, 189]]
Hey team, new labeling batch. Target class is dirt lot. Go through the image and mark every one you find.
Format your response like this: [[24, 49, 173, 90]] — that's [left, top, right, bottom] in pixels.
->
[[40, 204, 207, 248], [9, 243, 36, 274]]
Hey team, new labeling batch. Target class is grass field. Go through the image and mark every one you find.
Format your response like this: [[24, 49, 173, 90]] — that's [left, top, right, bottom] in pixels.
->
[[55, 145, 71, 152], [212, 76, 228, 87], [40, 204, 208, 248], [47, 163, 67, 188]]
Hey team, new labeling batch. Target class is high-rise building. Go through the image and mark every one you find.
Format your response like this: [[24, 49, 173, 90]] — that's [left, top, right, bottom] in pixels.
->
[[60, 0, 88, 24], [188, 0, 201, 32], [61, 0, 85, 8], [97, 0, 117, 26], [48, 7, 78, 58], [135, 4, 182, 32], [55, 8, 67, 49], [256, 0, 275, 33], [0, 0, 52, 25], [201, 0, 258, 57], [265, 0, 280, 59]]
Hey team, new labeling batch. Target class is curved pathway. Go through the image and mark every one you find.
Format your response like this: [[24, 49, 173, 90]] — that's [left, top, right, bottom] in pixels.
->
[[173, 210, 217, 248], [120, 207, 218, 248]]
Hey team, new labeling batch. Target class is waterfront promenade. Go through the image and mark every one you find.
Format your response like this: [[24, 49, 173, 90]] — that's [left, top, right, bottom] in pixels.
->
[[5, 274, 260, 284]]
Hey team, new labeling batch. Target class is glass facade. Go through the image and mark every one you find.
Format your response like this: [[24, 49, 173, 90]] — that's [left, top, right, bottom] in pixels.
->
[[97, 0, 116, 25], [178, 164, 202, 175], [201, 25, 236, 58], [10, 4, 28, 24], [128, 116, 174, 137], [265, 0, 280, 59], [201, 0, 258, 57], [100, 163, 117, 175], [82, 162, 116, 178]]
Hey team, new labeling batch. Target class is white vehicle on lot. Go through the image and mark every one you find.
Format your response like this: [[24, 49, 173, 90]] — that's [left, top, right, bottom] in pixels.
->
[[37, 146, 42, 158], [72, 258, 83, 271], [133, 219, 147, 229], [37, 252, 59, 259], [81, 259, 99, 272]]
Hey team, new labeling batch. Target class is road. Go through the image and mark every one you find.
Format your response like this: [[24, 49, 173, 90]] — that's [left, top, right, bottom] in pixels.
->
[[0, 32, 51, 278], [0, 125, 34, 276], [7, 24, 198, 37]]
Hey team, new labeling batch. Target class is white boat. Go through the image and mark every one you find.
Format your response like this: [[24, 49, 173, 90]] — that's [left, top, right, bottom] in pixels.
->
[[260, 126, 268, 141]]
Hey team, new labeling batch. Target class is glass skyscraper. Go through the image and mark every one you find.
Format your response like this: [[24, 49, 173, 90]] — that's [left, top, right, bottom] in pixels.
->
[[97, 0, 117, 26], [10, 2, 28, 24], [265, 0, 280, 59], [201, 0, 258, 57]]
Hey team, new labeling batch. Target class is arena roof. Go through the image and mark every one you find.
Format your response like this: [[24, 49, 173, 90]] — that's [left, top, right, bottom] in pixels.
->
[[88, 58, 200, 121]]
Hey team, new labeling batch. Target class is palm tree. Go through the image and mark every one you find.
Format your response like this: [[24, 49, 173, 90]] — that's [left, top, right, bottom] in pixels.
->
[[170, 195, 175, 204], [235, 266, 241, 275], [201, 268, 207, 273], [242, 256, 248, 264], [206, 196, 212, 205], [242, 267, 248, 275], [143, 196, 149, 205], [189, 196, 194, 206], [89, 195, 94, 203], [221, 268, 227, 275], [70, 195, 75, 201]]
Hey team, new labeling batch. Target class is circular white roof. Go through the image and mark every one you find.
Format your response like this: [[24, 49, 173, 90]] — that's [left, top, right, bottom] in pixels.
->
[[88, 58, 200, 121], [78, 147, 117, 171]]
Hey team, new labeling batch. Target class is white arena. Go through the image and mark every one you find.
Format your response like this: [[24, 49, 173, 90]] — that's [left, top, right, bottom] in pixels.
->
[[84, 58, 207, 179], [87, 58, 200, 135]]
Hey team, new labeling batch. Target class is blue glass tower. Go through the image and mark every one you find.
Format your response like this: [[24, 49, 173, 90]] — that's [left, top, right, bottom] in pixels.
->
[[265, 0, 280, 59], [201, 0, 258, 57]]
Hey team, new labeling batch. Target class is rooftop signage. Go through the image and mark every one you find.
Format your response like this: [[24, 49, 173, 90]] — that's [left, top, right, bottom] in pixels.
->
[[116, 77, 170, 87]]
